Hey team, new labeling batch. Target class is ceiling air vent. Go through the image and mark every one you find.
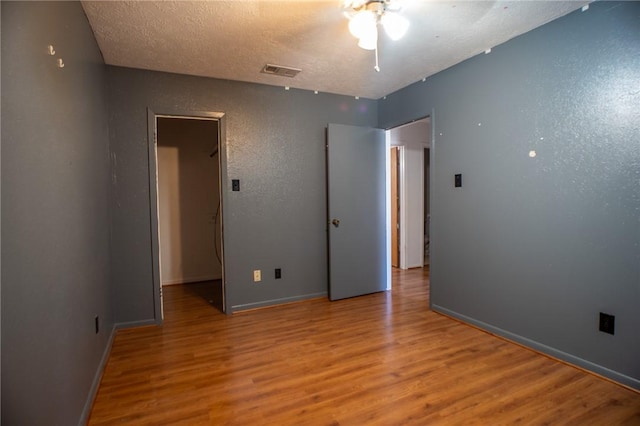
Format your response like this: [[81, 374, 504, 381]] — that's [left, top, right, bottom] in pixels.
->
[[261, 64, 301, 78]]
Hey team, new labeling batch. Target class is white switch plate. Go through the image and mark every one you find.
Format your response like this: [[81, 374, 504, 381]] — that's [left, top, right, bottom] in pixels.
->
[[253, 270, 261, 282]]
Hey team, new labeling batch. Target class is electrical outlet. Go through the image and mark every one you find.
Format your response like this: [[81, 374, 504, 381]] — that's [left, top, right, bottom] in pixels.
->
[[253, 270, 261, 282], [95, 316, 99, 334], [275, 268, 282, 279], [599, 312, 615, 335]]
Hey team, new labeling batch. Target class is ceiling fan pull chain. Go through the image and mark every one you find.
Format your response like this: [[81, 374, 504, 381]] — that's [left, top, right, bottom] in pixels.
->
[[374, 43, 380, 72]]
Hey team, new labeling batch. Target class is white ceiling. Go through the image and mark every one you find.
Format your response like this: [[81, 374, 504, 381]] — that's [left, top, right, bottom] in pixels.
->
[[82, 1, 589, 99]]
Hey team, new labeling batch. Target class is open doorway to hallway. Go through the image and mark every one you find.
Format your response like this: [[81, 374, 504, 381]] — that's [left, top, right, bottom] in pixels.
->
[[387, 117, 430, 271]]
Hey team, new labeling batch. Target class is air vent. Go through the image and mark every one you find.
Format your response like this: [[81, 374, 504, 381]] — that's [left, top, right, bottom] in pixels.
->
[[261, 64, 301, 78]]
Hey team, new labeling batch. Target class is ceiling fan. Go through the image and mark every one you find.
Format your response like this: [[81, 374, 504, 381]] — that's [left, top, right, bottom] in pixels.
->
[[343, 0, 410, 72]]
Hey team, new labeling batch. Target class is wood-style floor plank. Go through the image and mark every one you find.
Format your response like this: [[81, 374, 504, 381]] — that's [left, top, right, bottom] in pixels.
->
[[88, 268, 640, 425]]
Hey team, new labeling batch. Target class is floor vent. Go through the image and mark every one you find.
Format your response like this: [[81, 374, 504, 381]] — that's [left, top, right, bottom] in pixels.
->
[[261, 64, 301, 78]]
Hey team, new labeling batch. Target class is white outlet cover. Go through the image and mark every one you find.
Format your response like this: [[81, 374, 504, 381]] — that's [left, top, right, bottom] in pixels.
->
[[253, 270, 261, 282]]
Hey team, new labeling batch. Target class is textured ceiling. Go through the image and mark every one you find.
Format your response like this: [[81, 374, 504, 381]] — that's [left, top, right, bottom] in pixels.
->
[[82, 1, 589, 99]]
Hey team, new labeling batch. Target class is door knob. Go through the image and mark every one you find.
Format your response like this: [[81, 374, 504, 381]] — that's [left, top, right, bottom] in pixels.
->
[[331, 218, 340, 227]]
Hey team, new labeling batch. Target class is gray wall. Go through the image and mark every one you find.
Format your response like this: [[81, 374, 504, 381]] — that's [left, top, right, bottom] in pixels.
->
[[1, 2, 112, 424], [107, 66, 377, 320], [3, 3, 637, 424], [379, 2, 640, 388]]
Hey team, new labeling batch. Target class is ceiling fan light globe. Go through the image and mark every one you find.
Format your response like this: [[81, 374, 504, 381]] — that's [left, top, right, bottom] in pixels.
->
[[382, 13, 409, 41], [358, 28, 378, 50], [349, 10, 376, 39]]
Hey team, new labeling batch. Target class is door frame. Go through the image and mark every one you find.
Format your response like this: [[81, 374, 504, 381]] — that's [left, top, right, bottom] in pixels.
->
[[424, 147, 430, 267], [147, 108, 229, 322], [390, 145, 402, 268]]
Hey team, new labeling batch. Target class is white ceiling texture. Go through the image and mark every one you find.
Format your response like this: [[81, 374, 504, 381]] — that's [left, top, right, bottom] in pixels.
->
[[82, 1, 589, 99]]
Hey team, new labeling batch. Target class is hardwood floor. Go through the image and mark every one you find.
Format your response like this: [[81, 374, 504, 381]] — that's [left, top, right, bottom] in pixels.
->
[[89, 268, 640, 425]]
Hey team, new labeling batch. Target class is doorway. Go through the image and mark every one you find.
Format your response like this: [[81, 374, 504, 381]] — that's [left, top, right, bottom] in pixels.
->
[[387, 117, 430, 270], [148, 111, 227, 320]]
